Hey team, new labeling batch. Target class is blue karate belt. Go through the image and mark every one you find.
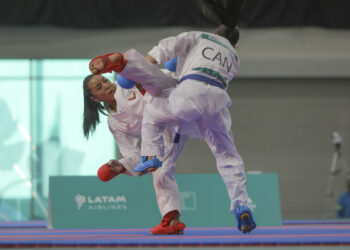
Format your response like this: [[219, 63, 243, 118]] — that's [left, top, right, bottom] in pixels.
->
[[179, 74, 225, 90]]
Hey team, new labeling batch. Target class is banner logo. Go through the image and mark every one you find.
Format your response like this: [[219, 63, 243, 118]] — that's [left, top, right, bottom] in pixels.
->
[[74, 194, 127, 211], [75, 194, 86, 210]]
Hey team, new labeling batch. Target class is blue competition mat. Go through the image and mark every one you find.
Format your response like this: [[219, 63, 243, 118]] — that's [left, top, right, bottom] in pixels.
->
[[1, 224, 350, 247], [0, 220, 46, 229], [283, 220, 350, 225]]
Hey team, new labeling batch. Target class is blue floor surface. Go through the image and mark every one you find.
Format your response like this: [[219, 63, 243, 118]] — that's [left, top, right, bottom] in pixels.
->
[[0, 220, 46, 229], [283, 220, 350, 225], [1, 224, 350, 247]]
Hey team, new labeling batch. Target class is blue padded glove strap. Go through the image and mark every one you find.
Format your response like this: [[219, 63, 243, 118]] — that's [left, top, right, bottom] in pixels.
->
[[234, 205, 256, 231], [134, 157, 163, 173]]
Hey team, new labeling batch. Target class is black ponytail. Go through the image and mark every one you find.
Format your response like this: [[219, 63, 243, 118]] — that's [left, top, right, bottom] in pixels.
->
[[215, 25, 240, 46], [197, 0, 244, 46], [82, 74, 107, 139]]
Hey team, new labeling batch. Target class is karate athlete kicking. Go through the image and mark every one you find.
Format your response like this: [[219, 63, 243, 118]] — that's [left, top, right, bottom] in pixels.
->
[[88, 0, 256, 233], [82, 72, 189, 235]]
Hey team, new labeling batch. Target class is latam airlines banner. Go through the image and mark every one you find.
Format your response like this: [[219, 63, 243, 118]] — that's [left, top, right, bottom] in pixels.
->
[[48, 173, 281, 229]]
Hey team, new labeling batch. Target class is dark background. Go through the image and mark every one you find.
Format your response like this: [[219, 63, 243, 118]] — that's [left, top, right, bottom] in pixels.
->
[[1, 0, 349, 28]]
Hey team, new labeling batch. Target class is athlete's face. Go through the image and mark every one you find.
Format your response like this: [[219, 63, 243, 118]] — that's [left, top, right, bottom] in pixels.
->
[[88, 75, 116, 103]]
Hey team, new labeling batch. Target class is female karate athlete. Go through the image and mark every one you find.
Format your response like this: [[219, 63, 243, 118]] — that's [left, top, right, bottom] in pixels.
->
[[88, 0, 256, 234], [82, 73, 187, 235]]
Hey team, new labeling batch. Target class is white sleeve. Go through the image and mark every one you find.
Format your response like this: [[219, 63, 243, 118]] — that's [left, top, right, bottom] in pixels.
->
[[148, 31, 198, 64], [108, 125, 140, 177]]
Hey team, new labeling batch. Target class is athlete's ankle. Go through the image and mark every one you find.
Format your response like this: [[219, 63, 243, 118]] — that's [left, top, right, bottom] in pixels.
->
[[240, 212, 249, 220], [168, 216, 180, 226]]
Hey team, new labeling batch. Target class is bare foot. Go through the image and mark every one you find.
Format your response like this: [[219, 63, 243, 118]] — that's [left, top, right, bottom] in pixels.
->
[[89, 53, 122, 74], [89, 59, 103, 74]]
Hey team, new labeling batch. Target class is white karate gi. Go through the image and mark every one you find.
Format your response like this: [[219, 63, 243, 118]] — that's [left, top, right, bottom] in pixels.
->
[[106, 82, 187, 217], [121, 32, 249, 212]]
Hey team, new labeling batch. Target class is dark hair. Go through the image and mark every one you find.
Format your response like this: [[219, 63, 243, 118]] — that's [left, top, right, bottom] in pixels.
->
[[82, 74, 107, 139], [198, 0, 244, 46]]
